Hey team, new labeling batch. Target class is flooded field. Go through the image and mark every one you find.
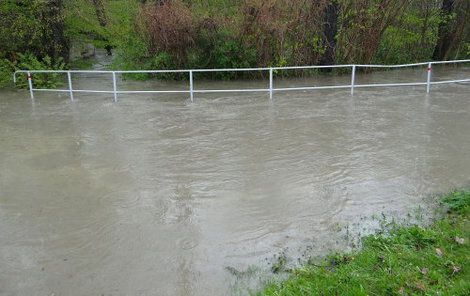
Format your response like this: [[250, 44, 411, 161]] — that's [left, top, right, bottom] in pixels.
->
[[1, 67, 469, 295]]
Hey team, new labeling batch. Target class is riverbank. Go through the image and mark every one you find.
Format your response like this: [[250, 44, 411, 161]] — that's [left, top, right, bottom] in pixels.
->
[[259, 190, 470, 295]]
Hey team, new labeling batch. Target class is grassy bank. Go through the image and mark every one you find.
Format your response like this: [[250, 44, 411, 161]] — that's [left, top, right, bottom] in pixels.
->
[[259, 191, 470, 295]]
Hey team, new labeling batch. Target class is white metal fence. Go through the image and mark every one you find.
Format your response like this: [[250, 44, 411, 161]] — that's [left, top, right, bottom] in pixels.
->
[[13, 59, 470, 102]]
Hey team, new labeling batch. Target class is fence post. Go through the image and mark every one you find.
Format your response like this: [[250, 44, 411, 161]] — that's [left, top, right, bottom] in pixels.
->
[[426, 62, 432, 94], [67, 71, 74, 101], [112, 71, 118, 102], [27, 71, 34, 100], [350, 65, 356, 95], [269, 68, 273, 99], [189, 70, 194, 102]]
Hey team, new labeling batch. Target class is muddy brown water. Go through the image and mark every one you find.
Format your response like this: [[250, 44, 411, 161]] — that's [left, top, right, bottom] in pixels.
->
[[1, 67, 469, 295]]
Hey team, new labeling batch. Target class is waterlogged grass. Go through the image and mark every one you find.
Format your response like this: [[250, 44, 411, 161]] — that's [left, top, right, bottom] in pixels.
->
[[259, 191, 470, 296]]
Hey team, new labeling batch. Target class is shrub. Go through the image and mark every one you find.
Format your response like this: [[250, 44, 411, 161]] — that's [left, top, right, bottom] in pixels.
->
[[442, 190, 470, 215], [373, 3, 441, 64], [9, 53, 66, 89], [0, 59, 14, 88], [140, 0, 195, 67], [0, 0, 68, 62]]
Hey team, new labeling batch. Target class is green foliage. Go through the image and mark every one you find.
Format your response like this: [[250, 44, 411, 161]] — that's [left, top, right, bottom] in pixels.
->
[[0, 1, 45, 59], [9, 53, 66, 89], [1, 0, 469, 88], [0, 59, 14, 88], [212, 38, 253, 69], [259, 191, 470, 296], [189, 29, 258, 79], [69, 58, 95, 70], [0, 0, 68, 61], [111, 34, 152, 72], [0, 0, 68, 88], [65, 0, 139, 50], [442, 190, 470, 215], [113, 39, 185, 80], [374, 7, 442, 64]]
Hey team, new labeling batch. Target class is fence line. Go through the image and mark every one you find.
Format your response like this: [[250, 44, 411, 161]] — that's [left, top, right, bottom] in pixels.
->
[[13, 59, 470, 102]]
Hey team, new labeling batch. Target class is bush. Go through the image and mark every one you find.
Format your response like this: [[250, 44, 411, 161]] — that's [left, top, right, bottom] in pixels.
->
[[0, 0, 68, 62], [9, 53, 66, 89], [189, 27, 258, 79], [140, 0, 195, 67], [0, 59, 14, 88], [442, 190, 470, 215], [374, 6, 441, 64]]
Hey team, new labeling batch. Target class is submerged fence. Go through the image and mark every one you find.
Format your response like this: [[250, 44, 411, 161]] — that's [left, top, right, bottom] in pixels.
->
[[13, 59, 470, 102]]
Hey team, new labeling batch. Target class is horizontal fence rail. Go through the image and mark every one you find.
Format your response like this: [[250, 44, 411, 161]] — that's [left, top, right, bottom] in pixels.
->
[[13, 59, 470, 102]]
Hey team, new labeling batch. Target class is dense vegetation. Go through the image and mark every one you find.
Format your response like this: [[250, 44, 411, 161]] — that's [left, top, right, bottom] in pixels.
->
[[259, 190, 470, 295], [1, 0, 469, 87]]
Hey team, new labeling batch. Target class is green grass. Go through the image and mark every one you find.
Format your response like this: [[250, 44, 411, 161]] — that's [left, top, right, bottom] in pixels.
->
[[258, 190, 470, 296], [69, 57, 95, 70]]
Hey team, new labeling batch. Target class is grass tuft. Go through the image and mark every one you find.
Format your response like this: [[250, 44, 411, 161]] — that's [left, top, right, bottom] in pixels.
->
[[442, 190, 470, 215]]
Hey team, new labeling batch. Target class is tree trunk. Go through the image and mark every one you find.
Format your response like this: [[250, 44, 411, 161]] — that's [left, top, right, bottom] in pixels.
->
[[319, 1, 339, 66], [433, 0, 454, 60], [92, 0, 108, 27], [420, 1, 431, 47]]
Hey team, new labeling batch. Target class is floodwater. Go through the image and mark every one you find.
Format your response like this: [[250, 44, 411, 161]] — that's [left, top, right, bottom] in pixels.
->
[[1, 67, 469, 295]]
